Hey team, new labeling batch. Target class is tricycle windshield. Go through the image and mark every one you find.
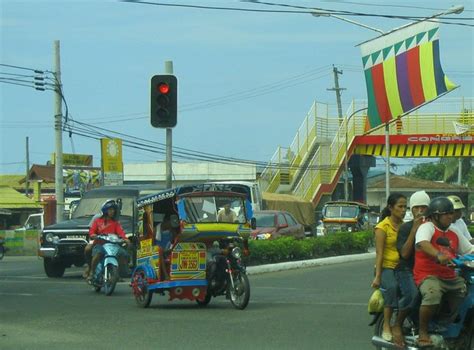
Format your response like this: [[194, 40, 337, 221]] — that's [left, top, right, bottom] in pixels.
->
[[324, 205, 359, 219], [182, 195, 247, 224]]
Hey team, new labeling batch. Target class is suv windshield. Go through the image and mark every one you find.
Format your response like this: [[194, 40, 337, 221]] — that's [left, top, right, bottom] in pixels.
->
[[72, 197, 134, 218], [182, 196, 246, 224], [324, 205, 359, 219]]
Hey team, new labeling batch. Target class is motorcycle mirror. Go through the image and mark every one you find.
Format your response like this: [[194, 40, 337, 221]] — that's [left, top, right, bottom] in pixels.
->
[[170, 214, 180, 229], [116, 198, 123, 210], [251, 217, 257, 230], [436, 237, 450, 247]]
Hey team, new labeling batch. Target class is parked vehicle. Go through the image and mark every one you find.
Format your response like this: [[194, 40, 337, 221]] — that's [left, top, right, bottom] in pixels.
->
[[15, 213, 44, 232], [321, 201, 375, 234], [90, 234, 126, 296], [38, 185, 163, 278], [130, 185, 253, 310], [251, 210, 305, 240], [371, 253, 474, 349]]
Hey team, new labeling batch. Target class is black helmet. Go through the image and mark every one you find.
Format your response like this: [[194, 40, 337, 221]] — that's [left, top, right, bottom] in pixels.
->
[[101, 199, 118, 216], [426, 197, 454, 217]]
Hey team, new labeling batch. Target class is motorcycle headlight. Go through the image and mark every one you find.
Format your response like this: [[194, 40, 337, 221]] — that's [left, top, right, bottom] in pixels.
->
[[232, 247, 242, 259], [45, 233, 54, 242], [464, 261, 474, 269]]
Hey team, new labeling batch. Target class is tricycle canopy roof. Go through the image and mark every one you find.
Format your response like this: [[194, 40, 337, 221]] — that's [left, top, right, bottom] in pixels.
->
[[136, 184, 250, 209]]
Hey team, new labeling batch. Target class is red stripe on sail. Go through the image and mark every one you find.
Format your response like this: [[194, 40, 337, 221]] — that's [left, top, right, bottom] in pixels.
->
[[371, 63, 392, 124], [406, 46, 425, 106]]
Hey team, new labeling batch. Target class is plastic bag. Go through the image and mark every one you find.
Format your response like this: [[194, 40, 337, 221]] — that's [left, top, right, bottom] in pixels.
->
[[368, 289, 384, 314]]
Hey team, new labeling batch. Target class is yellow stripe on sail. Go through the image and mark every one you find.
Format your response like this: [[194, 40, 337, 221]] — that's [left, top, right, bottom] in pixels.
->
[[419, 42, 437, 101], [383, 56, 404, 119]]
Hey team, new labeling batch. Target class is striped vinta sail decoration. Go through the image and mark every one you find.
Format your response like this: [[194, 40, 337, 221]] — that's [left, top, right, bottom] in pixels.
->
[[360, 20, 457, 129]]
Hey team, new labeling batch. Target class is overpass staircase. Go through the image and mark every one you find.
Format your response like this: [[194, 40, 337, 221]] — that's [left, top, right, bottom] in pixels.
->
[[259, 97, 474, 206]]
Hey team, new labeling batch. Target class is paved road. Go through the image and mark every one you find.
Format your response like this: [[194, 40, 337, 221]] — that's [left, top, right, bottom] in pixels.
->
[[0, 256, 375, 350]]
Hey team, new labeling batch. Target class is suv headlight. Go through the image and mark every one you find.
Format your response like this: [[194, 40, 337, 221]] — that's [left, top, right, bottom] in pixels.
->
[[232, 247, 242, 259], [45, 233, 54, 242]]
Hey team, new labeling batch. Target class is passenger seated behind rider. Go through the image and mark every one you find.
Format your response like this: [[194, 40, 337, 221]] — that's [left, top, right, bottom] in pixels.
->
[[87, 200, 129, 282], [154, 215, 179, 280], [413, 197, 474, 348], [392, 190, 430, 347], [217, 203, 237, 223], [448, 195, 474, 244]]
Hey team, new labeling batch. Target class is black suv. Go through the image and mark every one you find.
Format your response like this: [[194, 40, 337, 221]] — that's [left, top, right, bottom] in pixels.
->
[[39, 185, 163, 277]]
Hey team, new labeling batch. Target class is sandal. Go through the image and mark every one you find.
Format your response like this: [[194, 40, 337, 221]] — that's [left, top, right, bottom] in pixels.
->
[[382, 331, 393, 342], [391, 325, 405, 348], [416, 337, 433, 348]]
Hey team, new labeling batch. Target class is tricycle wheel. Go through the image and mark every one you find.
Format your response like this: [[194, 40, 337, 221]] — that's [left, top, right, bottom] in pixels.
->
[[132, 269, 153, 308], [229, 272, 250, 310], [196, 292, 212, 307]]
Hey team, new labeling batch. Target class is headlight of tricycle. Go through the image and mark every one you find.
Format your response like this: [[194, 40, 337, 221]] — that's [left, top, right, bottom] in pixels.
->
[[232, 247, 242, 259], [464, 261, 474, 269], [45, 233, 54, 242]]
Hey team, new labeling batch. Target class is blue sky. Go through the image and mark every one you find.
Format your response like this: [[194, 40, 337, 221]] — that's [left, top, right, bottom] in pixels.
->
[[1, 0, 473, 175]]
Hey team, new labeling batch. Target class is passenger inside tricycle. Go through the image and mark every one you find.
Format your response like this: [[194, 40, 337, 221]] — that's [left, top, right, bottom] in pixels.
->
[[130, 186, 253, 309]]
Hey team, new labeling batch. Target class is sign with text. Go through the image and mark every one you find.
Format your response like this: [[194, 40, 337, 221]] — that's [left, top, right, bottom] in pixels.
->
[[100, 138, 123, 186], [51, 153, 93, 167]]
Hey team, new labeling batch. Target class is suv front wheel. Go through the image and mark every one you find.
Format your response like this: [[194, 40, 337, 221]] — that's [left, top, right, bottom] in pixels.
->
[[44, 258, 66, 278]]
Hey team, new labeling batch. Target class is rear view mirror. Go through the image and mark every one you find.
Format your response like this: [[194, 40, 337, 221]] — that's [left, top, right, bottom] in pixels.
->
[[170, 215, 180, 229]]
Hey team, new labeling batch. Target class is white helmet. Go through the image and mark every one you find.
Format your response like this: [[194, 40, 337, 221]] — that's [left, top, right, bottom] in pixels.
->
[[409, 191, 430, 208], [447, 195, 465, 210]]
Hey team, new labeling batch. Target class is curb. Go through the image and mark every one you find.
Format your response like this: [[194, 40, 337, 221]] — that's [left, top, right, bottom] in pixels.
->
[[246, 252, 375, 275]]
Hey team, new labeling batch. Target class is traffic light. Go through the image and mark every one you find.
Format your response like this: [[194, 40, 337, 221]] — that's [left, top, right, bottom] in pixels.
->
[[150, 75, 177, 128]]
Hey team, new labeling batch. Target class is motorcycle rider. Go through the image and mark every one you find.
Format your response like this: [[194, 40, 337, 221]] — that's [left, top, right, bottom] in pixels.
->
[[87, 200, 129, 282], [447, 195, 474, 244], [392, 190, 430, 347], [371, 193, 407, 343], [414, 197, 474, 347]]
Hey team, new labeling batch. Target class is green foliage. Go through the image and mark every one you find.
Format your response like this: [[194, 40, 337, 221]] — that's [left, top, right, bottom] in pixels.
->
[[246, 231, 373, 266], [405, 162, 444, 181]]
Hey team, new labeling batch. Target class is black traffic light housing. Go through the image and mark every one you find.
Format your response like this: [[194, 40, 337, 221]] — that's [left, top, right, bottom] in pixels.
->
[[150, 74, 177, 128]]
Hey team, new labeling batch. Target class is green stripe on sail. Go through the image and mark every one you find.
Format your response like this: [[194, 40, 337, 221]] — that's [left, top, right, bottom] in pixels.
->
[[416, 31, 427, 45], [362, 55, 371, 68], [364, 69, 382, 128], [383, 46, 393, 60], [428, 27, 439, 41], [394, 41, 404, 55], [371, 50, 382, 65], [405, 36, 415, 49]]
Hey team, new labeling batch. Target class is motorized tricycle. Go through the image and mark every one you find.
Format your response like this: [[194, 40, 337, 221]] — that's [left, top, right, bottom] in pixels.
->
[[130, 184, 254, 310], [371, 254, 474, 349]]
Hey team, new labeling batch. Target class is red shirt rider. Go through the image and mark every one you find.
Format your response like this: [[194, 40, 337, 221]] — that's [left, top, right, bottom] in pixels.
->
[[89, 217, 127, 244]]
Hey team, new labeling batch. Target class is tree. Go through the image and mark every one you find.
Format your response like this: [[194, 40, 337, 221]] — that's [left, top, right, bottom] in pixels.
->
[[405, 162, 445, 181]]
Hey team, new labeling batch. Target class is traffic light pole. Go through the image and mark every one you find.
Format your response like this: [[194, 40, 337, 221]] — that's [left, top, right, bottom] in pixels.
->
[[164, 60, 173, 189]]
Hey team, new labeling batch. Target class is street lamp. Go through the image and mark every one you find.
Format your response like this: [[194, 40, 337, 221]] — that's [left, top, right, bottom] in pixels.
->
[[344, 107, 368, 201], [311, 11, 384, 35]]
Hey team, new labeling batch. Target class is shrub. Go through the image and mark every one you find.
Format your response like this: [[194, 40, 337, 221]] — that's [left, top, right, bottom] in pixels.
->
[[246, 231, 373, 266]]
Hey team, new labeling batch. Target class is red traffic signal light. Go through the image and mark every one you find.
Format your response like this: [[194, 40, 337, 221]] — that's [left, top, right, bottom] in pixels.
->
[[150, 75, 177, 128]]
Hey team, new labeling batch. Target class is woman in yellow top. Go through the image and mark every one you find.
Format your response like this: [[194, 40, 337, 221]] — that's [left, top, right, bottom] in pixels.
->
[[371, 193, 407, 342]]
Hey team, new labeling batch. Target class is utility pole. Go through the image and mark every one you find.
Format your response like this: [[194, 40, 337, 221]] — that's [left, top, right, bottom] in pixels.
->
[[25, 136, 30, 197], [327, 66, 348, 199], [457, 158, 463, 185], [164, 60, 173, 189], [54, 40, 64, 222]]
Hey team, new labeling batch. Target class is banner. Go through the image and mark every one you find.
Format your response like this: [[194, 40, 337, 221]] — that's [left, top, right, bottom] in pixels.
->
[[360, 20, 457, 129], [101, 138, 123, 186], [51, 153, 93, 167]]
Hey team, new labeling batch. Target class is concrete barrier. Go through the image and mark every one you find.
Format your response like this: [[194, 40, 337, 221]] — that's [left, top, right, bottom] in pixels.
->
[[0, 230, 39, 256]]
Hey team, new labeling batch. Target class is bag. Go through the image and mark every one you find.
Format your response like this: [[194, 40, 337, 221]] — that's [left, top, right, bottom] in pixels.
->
[[368, 289, 384, 314]]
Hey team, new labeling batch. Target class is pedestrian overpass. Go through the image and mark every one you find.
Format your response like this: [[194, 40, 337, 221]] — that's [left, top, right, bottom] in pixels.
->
[[258, 97, 473, 206]]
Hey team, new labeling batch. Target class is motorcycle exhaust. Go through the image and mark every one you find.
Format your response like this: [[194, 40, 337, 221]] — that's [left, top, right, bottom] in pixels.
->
[[371, 336, 419, 350]]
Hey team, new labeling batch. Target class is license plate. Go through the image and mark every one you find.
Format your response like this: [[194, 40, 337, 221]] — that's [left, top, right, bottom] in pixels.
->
[[178, 252, 199, 271]]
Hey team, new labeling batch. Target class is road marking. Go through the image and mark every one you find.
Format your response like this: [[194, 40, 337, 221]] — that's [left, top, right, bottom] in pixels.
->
[[0, 292, 34, 296]]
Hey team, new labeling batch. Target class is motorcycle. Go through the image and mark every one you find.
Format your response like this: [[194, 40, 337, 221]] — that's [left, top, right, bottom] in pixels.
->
[[0, 237, 6, 260], [91, 234, 126, 296], [371, 253, 474, 350], [198, 237, 251, 310]]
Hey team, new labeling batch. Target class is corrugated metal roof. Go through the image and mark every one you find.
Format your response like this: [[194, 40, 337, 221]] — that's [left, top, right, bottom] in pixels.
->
[[0, 186, 42, 209]]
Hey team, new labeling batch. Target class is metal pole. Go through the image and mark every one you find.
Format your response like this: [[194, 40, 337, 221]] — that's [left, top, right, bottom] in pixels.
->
[[25, 136, 30, 197], [164, 60, 173, 189], [385, 123, 390, 199], [457, 158, 462, 185], [54, 40, 64, 222]]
